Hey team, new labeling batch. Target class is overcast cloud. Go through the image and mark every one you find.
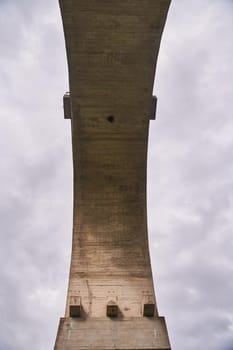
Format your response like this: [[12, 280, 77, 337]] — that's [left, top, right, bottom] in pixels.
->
[[0, 1, 233, 349]]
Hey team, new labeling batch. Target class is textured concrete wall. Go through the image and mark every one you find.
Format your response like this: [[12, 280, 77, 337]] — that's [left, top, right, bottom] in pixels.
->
[[55, 1, 171, 349]]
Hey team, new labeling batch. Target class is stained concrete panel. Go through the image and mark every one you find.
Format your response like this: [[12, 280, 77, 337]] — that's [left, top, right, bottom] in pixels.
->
[[55, 318, 170, 350]]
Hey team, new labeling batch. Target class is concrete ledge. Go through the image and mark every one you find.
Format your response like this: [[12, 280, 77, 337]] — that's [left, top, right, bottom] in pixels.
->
[[54, 317, 171, 350]]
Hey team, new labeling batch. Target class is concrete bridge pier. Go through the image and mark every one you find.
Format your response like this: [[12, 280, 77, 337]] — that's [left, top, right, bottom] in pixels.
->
[[54, 1, 171, 349]]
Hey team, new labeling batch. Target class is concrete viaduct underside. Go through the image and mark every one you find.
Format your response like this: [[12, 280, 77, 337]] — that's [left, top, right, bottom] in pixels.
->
[[54, 1, 171, 349]]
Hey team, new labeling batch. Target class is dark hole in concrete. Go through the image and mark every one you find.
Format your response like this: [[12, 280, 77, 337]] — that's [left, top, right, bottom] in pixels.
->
[[107, 115, 114, 123]]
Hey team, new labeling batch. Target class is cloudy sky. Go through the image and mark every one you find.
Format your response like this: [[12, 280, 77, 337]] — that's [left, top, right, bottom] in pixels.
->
[[0, 0, 232, 349]]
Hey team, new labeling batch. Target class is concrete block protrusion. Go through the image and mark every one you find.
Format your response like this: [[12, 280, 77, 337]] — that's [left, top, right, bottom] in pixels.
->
[[63, 92, 71, 119], [69, 296, 81, 318], [143, 303, 155, 317], [107, 302, 118, 318], [150, 96, 157, 120]]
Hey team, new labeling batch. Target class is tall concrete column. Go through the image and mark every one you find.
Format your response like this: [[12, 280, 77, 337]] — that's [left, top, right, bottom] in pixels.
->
[[54, 1, 171, 349]]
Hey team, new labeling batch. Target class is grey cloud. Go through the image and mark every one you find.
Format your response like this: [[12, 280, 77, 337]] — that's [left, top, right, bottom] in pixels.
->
[[148, 0, 233, 349], [0, 0, 233, 349]]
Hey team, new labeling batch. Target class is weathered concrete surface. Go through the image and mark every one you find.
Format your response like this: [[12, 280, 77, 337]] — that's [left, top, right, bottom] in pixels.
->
[[55, 0, 171, 349], [55, 318, 170, 349]]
